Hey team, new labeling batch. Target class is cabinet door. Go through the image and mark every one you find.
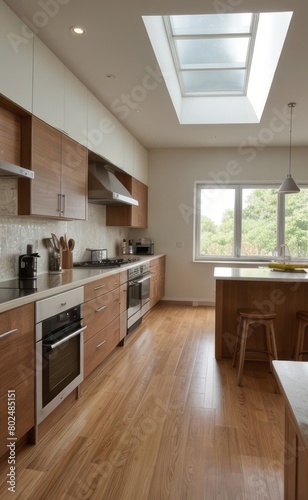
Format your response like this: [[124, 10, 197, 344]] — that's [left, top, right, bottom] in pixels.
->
[[0, 303, 35, 458], [33, 37, 65, 131], [130, 178, 148, 228], [0, 107, 21, 165], [29, 117, 62, 217], [87, 93, 123, 167], [106, 175, 148, 228], [64, 69, 88, 145], [61, 135, 88, 220], [0, 303, 34, 397], [0, 375, 35, 458], [0, 2, 33, 112]]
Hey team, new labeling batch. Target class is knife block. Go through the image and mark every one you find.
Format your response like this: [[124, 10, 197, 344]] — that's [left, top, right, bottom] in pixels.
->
[[62, 250, 73, 269]]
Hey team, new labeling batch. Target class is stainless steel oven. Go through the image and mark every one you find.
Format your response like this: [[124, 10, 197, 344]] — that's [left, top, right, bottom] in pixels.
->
[[127, 262, 151, 334], [35, 287, 86, 424]]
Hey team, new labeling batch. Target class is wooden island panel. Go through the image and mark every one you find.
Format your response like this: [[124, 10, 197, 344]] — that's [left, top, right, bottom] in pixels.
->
[[215, 275, 308, 360]]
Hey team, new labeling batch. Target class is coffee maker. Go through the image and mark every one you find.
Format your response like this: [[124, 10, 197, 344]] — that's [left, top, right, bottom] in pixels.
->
[[19, 244, 40, 280]]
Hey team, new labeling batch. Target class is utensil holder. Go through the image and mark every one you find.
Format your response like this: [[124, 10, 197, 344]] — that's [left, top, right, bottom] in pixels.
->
[[62, 250, 73, 269]]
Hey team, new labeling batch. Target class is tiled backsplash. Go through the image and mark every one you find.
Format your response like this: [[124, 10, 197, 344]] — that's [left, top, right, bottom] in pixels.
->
[[0, 179, 132, 280]]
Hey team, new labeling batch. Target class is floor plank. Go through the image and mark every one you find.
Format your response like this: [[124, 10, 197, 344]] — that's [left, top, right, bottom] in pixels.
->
[[0, 303, 284, 499]]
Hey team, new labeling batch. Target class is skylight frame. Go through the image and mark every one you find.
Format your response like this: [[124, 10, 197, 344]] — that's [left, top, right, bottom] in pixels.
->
[[163, 13, 259, 97]]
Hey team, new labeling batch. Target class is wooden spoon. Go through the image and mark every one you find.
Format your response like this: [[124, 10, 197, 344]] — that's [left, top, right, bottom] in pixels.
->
[[68, 239, 75, 251]]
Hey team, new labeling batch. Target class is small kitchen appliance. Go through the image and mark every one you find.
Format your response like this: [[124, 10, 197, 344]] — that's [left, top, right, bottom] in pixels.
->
[[135, 239, 154, 255], [18, 244, 40, 280]]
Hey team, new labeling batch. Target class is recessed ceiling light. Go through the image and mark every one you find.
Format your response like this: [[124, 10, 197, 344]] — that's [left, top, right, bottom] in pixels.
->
[[70, 26, 86, 36]]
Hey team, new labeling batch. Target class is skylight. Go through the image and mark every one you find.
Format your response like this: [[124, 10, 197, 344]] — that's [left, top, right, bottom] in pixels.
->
[[164, 14, 258, 96], [142, 12, 293, 125]]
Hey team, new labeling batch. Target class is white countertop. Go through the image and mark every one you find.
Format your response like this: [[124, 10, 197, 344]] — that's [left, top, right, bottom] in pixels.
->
[[214, 266, 308, 282], [273, 360, 308, 449], [0, 255, 163, 314]]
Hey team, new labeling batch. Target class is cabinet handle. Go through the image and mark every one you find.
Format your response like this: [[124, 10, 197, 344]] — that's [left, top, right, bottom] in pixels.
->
[[58, 194, 61, 214], [0, 328, 17, 339], [96, 339, 107, 348], [94, 284, 106, 290], [62, 194, 65, 215], [96, 305, 107, 312]]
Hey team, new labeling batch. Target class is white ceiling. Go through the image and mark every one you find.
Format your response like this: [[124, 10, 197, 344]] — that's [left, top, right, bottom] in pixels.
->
[[3, 0, 308, 149]]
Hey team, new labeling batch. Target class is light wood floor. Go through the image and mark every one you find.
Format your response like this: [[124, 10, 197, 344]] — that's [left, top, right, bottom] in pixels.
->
[[0, 303, 284, 499]]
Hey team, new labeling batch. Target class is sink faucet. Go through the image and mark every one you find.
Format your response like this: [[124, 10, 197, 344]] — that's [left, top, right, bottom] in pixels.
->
[[279, 243, 290, 263]]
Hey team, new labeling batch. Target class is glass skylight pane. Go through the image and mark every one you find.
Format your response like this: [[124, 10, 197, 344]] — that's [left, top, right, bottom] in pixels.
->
[[175, 38, 249, 67], [182, 69, 245, 93], [170, 13, 253, 35]]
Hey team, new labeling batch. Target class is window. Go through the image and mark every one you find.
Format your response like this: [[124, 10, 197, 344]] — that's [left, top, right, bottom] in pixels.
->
[[142, 12, 292, 124], [195, 184, 308, 261], [163, 13, 258, 96]]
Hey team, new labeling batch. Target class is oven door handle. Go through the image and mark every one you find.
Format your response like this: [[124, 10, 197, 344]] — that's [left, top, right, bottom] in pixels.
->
[[137, 276, 150, 284], [48, 325, 87, 349]]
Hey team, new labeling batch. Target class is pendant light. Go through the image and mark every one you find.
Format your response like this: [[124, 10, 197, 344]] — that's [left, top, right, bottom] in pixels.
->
[[278, 102, 300, 194]]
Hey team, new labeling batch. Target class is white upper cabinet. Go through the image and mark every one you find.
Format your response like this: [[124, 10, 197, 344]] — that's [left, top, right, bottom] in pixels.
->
[[122, 130, 134, 176], [87, 92, 123, 168], [133, 139, 148, 185], [0, 1, 33, 112], [33, 36, 65, 131], [64, 69, 88, 145]]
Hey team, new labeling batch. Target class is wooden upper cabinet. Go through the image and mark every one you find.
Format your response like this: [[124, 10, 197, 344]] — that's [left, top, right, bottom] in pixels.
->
[[18, 116, 88, 220], [0, 106, 21, 165], [61, 135, 88, 220], [106, 173, 148, 228]]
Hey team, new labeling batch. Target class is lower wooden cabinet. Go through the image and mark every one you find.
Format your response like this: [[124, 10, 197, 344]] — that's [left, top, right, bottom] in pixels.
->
[[0, 375, 35, 458], [285, 406, 308, 499], [150, 256, 165, 308], [84, 318, 120, 378], [83, 274, 122, 378], [0, 303, 35, 458]]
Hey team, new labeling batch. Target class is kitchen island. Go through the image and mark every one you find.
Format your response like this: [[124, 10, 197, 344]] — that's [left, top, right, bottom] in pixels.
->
[[273, 361, 308, 499], [214, 267, 308, 360]]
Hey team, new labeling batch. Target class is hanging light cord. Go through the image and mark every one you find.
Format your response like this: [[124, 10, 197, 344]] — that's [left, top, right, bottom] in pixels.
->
[[288, 102, 296, 175]]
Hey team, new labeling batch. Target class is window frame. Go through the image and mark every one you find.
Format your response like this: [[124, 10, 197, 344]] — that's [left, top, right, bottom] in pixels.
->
[[163, 13, 259, 97], [194, 182, 308, 262]]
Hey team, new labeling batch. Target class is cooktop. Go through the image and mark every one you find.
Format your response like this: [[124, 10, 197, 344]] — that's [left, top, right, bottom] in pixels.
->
[[73, 257, 140, 268]]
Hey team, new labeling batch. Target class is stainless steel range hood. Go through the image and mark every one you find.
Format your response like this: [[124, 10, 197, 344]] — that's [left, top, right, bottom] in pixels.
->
[[0, 160, 34, 179], [88, 162, 138, 206]]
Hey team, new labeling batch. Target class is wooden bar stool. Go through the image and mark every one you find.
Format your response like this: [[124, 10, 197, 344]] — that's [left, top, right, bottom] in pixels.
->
[[232, 308, 278, 386], [295, 311, 308, 360]]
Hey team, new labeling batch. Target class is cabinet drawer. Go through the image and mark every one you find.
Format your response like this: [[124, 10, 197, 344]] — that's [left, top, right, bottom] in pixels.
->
[[0, 303, 34, 397], [84, 273, 120, 301], [84, 318, 120, 377], [83, 288, 120, 341]]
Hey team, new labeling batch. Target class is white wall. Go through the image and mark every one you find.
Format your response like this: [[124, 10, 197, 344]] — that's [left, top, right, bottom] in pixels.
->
[[146, 146, 308, 304]]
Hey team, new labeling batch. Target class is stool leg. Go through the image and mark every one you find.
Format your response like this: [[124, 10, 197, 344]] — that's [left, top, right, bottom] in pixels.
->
[[269, 321, 278, 361], [264, 323, 273, 373], [264, 320, 278, 372], [232, 316, 242, 368], [295, 320, 306, 361], [237, 319, 249, 386]]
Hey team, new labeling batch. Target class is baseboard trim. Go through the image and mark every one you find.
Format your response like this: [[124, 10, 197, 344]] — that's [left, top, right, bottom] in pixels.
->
[[161, 299, 215, 307]]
